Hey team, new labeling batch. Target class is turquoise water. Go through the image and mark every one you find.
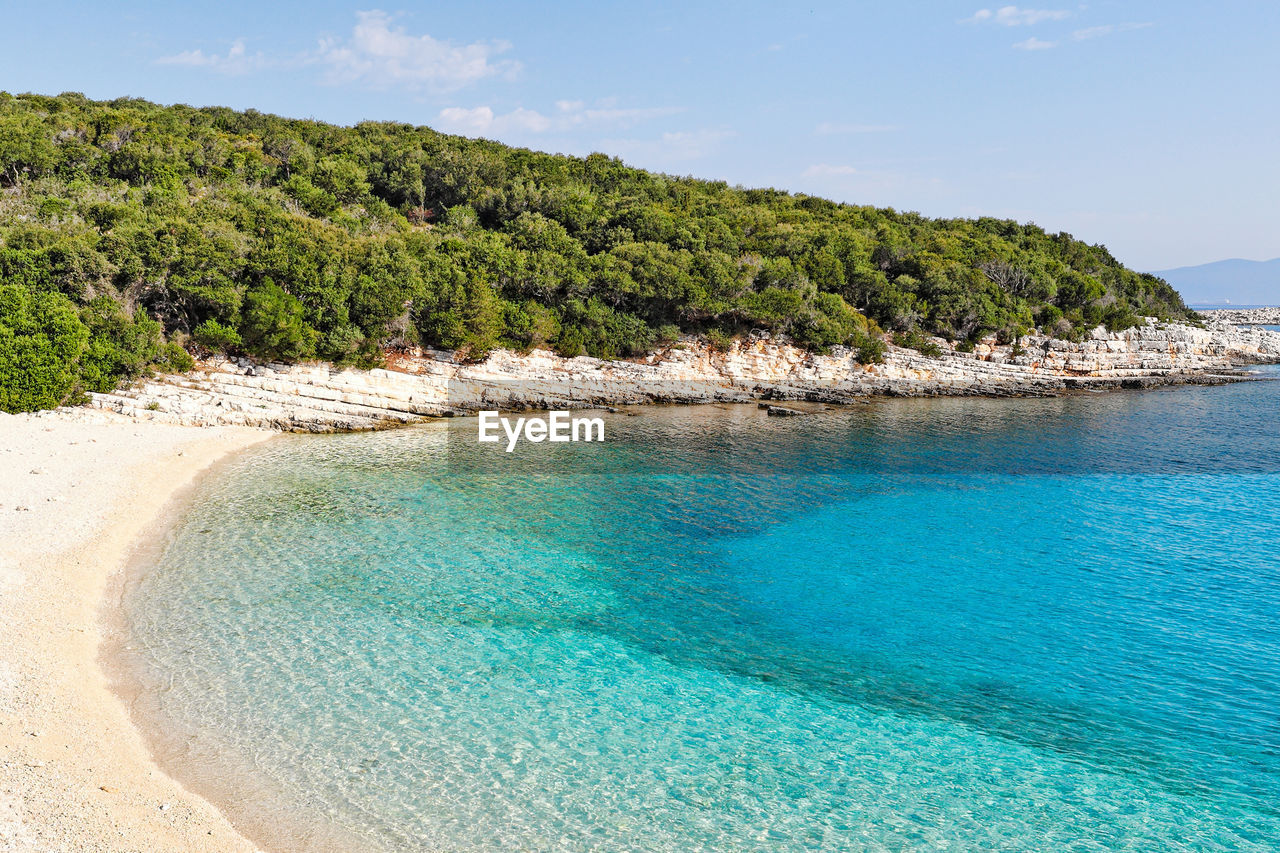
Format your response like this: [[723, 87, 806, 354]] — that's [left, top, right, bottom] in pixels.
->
[[124, 376, 1280, 851]]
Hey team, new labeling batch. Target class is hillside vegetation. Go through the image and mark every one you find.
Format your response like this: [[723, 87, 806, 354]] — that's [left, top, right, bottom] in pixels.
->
[[0, 92, 1192, 412]]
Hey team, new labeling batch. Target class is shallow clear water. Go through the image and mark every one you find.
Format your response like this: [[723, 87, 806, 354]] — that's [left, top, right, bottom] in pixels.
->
[[125, 378, 1280, 851]]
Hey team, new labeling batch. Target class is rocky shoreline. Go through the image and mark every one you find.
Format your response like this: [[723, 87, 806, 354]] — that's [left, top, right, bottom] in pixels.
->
[[82, 317, 1280, 432], [1199, 307, 1280, 325]]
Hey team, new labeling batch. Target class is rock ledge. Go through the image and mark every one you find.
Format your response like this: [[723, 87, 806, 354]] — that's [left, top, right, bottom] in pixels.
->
[[83, 318, 1280, 432]]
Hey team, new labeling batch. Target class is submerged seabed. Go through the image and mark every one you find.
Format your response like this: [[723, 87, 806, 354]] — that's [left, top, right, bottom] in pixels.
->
[[124, 376, 1280, 852]]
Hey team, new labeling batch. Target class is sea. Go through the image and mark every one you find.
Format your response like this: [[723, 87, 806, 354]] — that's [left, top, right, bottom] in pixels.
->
[[120, 368, 1280, 851]]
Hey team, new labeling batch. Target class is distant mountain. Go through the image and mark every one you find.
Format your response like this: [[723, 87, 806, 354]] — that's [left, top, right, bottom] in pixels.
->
[[1152, 258, 1280, 306]]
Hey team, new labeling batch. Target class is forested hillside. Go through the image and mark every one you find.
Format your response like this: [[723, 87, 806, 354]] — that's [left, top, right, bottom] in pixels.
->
[[0, 92, 1192, 412]]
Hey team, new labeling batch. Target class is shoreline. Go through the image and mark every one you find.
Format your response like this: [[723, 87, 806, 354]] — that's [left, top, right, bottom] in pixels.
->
[[42, 390, 1280, 851], [4, 344, 1279, 850], [0, 409, 273, 852], [103, 434, 391, 853], [88, 317, 1280, 432], [1199, 307, 1280, 325]]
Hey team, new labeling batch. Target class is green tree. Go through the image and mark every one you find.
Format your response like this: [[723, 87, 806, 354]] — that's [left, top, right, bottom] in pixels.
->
[[313, 156, 371, 204], [78, 297, 163, 392], [0, 285, 88, 411], [0, 111, 55, 185], [0, 92, 1197, 411], [240, 281, 316, 360], [192, 318, 243, 353]]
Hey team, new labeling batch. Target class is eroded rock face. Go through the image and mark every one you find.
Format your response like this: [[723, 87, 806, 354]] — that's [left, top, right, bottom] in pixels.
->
[[83, 319, 1280, 432]]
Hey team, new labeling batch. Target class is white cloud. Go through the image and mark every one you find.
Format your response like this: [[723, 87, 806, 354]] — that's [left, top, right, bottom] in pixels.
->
[[156, 11, 518, 91], [966, 6, 1070, 26], [654, 129, 734, 160], [602, 129, 735, 166], [998, 6, 1069, 25], [1013, 37, 1057, 50], [436, 100, 683, 137], [319, 10, 519, 92], [589, 106, 683, 123], [1072, 22, 1153, 40], [156, 39, 269, 75], [437, 106, 552, 135], [802, 164, 858, 178], [1072, 25, 1111, 40], [814, 122, 897, 135]]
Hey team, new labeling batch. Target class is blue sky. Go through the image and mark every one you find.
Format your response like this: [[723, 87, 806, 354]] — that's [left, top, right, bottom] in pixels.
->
[[2, 1, 1277, 271]]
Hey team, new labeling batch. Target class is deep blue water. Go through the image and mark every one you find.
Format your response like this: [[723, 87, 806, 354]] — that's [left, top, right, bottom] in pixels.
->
[[125, 374, 1280, 851]]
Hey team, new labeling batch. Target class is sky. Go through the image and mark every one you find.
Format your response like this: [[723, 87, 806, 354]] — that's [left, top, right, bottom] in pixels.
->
[[2, 1, 1278, 272]]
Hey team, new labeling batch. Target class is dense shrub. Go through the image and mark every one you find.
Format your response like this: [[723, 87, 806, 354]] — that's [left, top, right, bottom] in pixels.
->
[[192, 318, 243, 353], [0, 92, 1194, 411], [892, 329, 943, 358], [0, 284, 88, 411], [77, 297, 163, 391], [240, 281, 316, 361]]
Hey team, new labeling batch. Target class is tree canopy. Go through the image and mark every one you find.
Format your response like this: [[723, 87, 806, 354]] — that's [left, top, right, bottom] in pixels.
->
[[0, 91, 1193, 412]]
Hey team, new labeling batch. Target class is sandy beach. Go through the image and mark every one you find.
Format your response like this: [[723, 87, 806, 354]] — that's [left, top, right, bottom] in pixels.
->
[[0, 408, 272, 852]]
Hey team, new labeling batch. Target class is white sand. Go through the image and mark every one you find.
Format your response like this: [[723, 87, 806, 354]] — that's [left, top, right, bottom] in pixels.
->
[[0, 408, 273, 852]]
